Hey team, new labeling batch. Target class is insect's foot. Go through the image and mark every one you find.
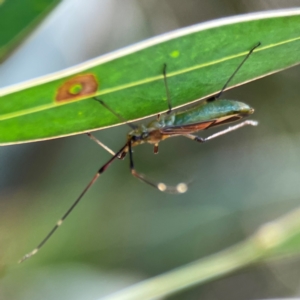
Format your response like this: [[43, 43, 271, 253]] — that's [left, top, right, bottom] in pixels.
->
[[157, 182, 188, 193], [158, 183, 167, 191], [176, 183, 188, 193], [18, 248, 38, 263], [245, 120, 258, 126]]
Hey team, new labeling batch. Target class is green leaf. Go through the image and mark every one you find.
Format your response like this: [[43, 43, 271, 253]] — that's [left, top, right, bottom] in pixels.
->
[[0, 0, 61, 62], [1, 9, 300, 145]]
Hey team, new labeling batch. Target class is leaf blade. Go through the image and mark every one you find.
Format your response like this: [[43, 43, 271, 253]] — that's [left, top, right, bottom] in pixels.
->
[[1, 9, 300, 144]]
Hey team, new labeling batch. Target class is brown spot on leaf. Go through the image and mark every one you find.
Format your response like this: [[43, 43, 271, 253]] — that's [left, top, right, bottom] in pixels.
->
[[55, 74, 98, 102]]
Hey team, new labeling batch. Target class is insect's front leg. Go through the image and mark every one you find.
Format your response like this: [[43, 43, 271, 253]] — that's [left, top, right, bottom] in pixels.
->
[[183, 120, 258, 143], [86, 133, 116, 156], [19, 143, 128, 263], [86, 133, 127, 159]]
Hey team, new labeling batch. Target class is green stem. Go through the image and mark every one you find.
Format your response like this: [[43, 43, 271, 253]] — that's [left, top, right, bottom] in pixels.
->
[[102, 206, 300, 300]]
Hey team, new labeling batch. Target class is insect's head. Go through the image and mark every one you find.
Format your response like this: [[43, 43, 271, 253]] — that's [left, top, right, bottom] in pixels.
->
[[127, 124, 150, 144]]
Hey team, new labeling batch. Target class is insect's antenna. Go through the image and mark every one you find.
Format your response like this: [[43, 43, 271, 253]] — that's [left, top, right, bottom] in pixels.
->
[[94, 97, 137, 130], [19, 143, 128, 263], [163, 64, 172, 113], [128, 140, 188, 194], [214, 42, 261, 100]]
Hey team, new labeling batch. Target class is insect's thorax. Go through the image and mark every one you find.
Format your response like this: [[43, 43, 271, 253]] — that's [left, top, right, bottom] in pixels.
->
[[126, 113, 175, 146]]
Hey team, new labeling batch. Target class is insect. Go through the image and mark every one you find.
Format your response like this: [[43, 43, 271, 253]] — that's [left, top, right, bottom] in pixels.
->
[[19, 42, 260, 262]]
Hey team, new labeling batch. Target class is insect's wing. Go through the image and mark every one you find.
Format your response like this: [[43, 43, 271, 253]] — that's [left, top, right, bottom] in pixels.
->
[[160, 120, 217, 135], [160, 115, 242, 135]]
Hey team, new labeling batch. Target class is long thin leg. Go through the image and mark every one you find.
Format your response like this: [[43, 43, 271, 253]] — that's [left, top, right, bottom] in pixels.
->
[[209, 42, 261, 101], [183, 120, 258, 143], [19, 144, 128, 263], [86, 133, 126, 159], [86, 133, 116, 156], [163, 64, 172, 113], [128, 141, 187, 194]]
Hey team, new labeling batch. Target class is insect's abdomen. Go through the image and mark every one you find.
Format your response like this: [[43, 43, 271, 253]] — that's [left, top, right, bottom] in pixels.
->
[[173, 99, 253, 126]]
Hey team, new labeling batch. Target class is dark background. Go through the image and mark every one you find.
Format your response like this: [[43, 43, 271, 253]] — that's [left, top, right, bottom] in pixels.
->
[[1, 1, 300, 299]]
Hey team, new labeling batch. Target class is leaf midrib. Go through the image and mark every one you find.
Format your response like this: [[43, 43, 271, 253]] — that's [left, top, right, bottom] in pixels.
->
[[0, 36, 299, 122]]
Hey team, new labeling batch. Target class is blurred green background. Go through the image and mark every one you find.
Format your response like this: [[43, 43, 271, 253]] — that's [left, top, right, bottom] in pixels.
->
[[1, 1, 300, 299]]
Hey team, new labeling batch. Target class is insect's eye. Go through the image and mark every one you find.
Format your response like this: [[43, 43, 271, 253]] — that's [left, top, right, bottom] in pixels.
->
[[132, 135, 140, 141], [141, 132, 149, 139]]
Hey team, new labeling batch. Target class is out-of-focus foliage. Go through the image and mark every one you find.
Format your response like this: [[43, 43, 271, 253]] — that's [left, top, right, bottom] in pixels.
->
[[0, 0, 60, 61]]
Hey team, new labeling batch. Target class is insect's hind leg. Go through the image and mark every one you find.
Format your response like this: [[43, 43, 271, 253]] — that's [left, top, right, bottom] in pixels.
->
[[206, 42, 261, 102], [183, 120, 258, 143]]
